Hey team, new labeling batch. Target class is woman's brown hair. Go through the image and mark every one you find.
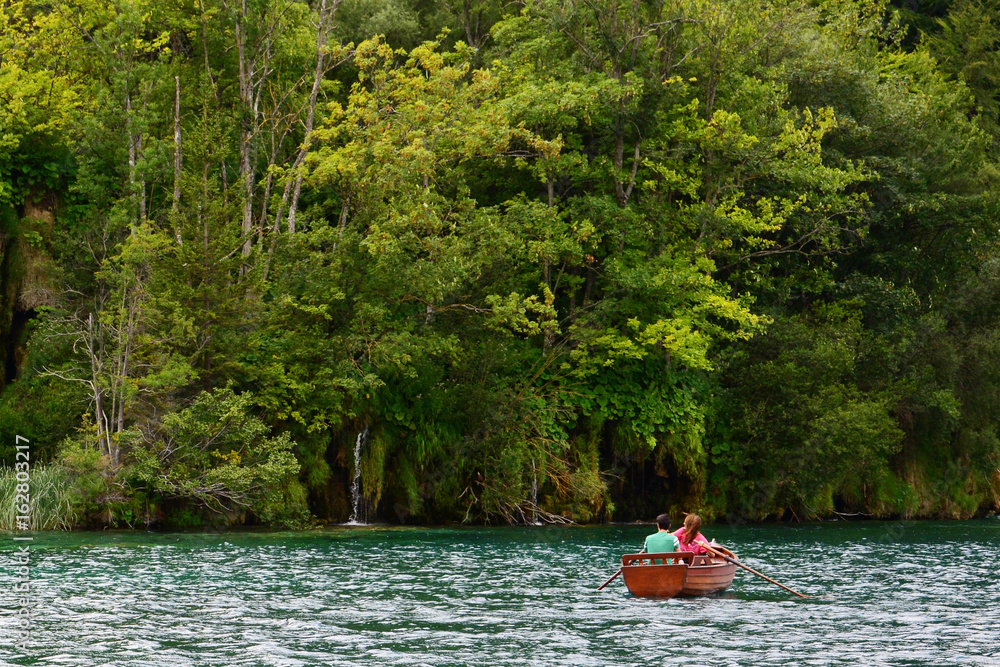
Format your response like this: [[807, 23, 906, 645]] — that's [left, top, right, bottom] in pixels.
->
[[680, 514, 702, 545]]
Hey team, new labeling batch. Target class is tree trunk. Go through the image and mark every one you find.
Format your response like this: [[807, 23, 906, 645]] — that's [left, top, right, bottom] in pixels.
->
[[287, 0, 339, 234], [126, 92, 139, 225], [543, 176, 555, 352], [613, 135, 640, 207], [172, 76, 183, 244], [202, 160, 212, 384], [235, 0, 255, 258], [332, 195, 349, 252]]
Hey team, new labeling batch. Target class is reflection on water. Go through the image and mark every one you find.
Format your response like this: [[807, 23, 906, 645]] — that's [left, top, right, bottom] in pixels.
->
[[0, 521, 997, 665]]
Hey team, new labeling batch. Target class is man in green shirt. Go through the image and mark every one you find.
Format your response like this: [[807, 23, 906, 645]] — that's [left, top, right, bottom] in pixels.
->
[[644, 514, 680, 564]]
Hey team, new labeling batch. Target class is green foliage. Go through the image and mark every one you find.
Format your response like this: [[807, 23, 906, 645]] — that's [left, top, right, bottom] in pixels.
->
[[0, 465, 75, 530], [125, 387, 304, 523], [0, 374, 85, 465], [3, 0, 1000, 529], [923, 0, 1000, 149], [711, 303, 904, 519]]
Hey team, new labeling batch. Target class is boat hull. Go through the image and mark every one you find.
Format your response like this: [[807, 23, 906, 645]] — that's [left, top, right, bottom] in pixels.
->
[[619, 552, 692, 598], [618, 549, 739, 598], [677, 555, 736, 597]]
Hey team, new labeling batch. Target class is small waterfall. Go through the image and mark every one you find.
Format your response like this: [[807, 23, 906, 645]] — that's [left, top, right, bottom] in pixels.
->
[[347, 427, 369, 524]]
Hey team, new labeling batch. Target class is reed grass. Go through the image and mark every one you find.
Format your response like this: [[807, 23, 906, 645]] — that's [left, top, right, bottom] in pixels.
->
[[0, 465, 77, 530]]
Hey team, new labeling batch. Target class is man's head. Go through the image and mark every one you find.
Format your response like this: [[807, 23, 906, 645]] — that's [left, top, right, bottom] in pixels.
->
[[656, 513, 671, 531]]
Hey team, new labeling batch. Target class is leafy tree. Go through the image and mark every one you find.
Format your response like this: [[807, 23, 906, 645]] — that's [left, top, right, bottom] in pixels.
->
[[126, 386, 304, 520]]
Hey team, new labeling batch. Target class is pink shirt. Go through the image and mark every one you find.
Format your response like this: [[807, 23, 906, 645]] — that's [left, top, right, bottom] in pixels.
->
[[672, 527, 710, 554]]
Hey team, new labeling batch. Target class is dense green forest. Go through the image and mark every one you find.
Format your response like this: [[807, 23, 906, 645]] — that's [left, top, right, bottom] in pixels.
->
[[1, 0, 999, 528]]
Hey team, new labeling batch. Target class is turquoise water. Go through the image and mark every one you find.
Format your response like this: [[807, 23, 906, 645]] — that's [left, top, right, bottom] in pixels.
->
[[0, 521, 997, 665]]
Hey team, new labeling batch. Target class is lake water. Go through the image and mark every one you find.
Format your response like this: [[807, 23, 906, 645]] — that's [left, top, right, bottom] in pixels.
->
[[0, 521, 997, 665]]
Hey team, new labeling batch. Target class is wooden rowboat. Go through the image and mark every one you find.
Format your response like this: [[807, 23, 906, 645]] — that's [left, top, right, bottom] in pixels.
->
[[620, 546, 738, 598], [620, 551, 693, 598]]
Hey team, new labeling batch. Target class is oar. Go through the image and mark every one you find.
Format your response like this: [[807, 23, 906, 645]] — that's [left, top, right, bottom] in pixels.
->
[[702, 544, 809, 599], [597, 546, 645, 591]]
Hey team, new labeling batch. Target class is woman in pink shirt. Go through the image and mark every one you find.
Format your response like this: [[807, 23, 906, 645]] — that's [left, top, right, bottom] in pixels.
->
[[673, 514, 711, 555]]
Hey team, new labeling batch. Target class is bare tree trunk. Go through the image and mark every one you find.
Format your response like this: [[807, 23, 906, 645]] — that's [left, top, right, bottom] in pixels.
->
[[87, 313, 109, 458], [116, 293, 138, 453], [286, 167, 303, 235], [287, 0, 339, 234], [172, 76, 184, 244], [543, 176, 555, 352], [125, 87, 149, 223], [138, 131, 146, 221], [258, 170, 274, 243], [441, 0, 485, 48], [139, 82, 152, 220], [613, 135, 640, 207], [235, 0, 256, 258], [172, 77, 183, 211], [221, 158, 229, 206], [202, 160, 212, 384], [98, 299, 111, 455], [126, 92, 138, 225], [258, 118, 292, 244], [239, 137, 254, 257], [200, 0, 218, 98], [273, 179, 293, 238]]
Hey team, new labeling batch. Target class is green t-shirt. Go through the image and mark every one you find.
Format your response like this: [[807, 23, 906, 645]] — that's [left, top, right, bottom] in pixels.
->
[[644, 531, 680, 563]]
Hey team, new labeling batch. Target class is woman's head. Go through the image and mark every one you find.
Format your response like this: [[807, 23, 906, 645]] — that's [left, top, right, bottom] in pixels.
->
[[681, 514, 702, 544]]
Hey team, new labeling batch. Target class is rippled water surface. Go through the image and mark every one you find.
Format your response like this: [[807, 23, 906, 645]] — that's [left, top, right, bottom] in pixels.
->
[[0, 521, 998, 665]]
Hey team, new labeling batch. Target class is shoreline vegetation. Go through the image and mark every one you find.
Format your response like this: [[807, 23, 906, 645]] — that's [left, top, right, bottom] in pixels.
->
[[2, 0, 1000, 530]]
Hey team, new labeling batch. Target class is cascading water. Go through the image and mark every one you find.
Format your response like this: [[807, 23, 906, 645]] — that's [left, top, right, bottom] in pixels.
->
[[347, 428, 369, 524]]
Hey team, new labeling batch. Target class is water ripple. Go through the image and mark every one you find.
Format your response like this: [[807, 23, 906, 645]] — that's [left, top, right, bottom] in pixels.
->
[[0, 522, 997, 665]]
